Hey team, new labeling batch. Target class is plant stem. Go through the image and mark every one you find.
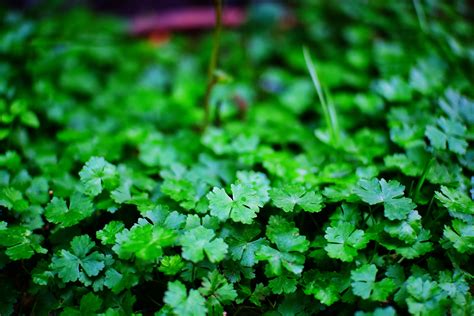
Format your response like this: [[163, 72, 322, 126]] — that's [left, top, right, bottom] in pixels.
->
[[369, 243, 378, 263], [324, 85, 340, 145], [413, 157, 434, 201], [203, 0, 223, 130], [424, 195, 435, 220], [413, 0, 428, 33], [303, 46, 340, 146]]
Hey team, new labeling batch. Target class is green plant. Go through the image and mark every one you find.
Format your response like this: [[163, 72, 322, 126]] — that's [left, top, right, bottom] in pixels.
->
[[0, 1, 473, 315], [203, 0, 223, 129]]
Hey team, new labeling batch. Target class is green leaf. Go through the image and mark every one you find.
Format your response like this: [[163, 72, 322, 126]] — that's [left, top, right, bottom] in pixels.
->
[[271, 184, 323, 213], [303, 270, 350, 306], [351, 264, 396, 301], [439, 89, 474, 125], [79, 293, 102, 314], [443, 220, 474, 253], [199, 271, 237, 314], [374, 76, 412, 102], [355, 306, 397, 316], [355, 178, 415, 220], [207, 184, 261, 224], [103, 265, 139, 294], [20, 111, 40, 128], [50, 235, 105, 283], [380, 229, 433, 259], [324, 222, 369, 262], [26, 177, 49, 204], [113, 224, 176, 261], [79, 156, 118, 197], [351, 264, 377, 299], [180, 226, 228, 263], [223, 225, 265, 267], [329, 203, 361, 226], [355, 178, 402, 204], [435, 186, 474, 218], [0, 151, 21, 172], [384, 211, 422, 243], [0, 222, 47, 260], [255, 244, 306, 275], [159, 255, 185, 275], [110, 179, 132, 204], [256, 216, 308, 275], [405, 277, 446, 316], [385, 152, 425, 177], [248, 283, 270, 307], [96, 221, 125, 245], [266, 216, 309, 253], [138, 133, 179, 168], [0, 187, 29, 212], [268, 274, 298, 294], [145, 206, 187, 230], [159, 163, 211, 211], [236, 170, 270, 204], [425, 117, 467, 155], [45, 192, 94, 227], [164, 281, 207, 316]]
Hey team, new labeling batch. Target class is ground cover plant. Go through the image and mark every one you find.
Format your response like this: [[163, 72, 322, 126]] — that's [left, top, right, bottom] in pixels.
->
[[0, 0, 473, 315]]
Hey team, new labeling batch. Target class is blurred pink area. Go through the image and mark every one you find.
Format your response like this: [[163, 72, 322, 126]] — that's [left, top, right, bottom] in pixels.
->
[[131, 7, 246, 35]]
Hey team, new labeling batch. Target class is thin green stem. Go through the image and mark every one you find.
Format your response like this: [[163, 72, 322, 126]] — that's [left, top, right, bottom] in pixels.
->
[[413, 0, 428, 33], [324, 85, 341, 145], [203, 0, 223, 130], [369, 243, 379, 264], [424, 195, 435, 220], [413, 157, 434, 201], [303, 46, 340, 146]]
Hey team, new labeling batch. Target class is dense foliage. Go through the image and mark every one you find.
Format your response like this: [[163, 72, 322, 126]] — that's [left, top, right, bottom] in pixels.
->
[[1, 1, 473, 315]]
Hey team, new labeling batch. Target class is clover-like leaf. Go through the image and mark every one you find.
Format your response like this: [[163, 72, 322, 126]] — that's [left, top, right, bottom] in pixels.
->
[[384, 210, 422, 243], [271, 184, 323, 213], [324, 222, 369, 262], [96, 221, 125, 245], [0, 187, 29, 212], [236, 170, 270, 204], [45, 192, 94, 227], [0, 222, 47, 260], [355, 178, 415, 220], [304, 270, 350, 306], [425, 117, 467, 155], [223, 225, 265, 267], [266, 216, 310, 253], [435, 186, 474, 218], [256, 216, 309, 275], [443, 220, 474, 253], [207, 184, 261, 224], [164, 281, 207, 316], [180, 226, 228, 263], [351, 264, 396, 301], [199, 271, 237, 315], [50, 235, 105, 283], [268, 274, 298, 294], [79, 156, 118, 197], [113, 224, 177, 262], [380, 229, 433, 259]]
